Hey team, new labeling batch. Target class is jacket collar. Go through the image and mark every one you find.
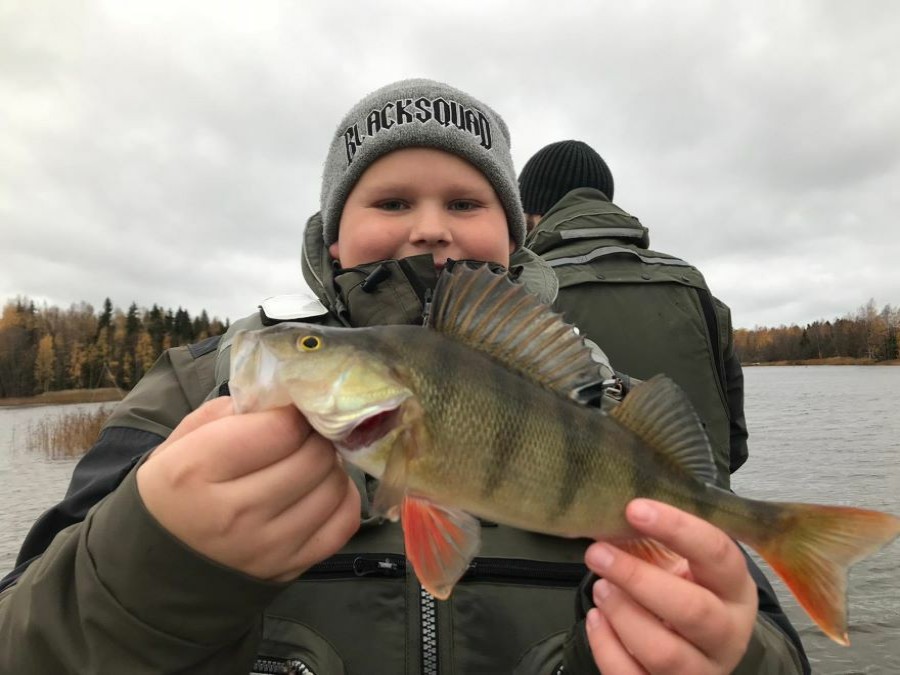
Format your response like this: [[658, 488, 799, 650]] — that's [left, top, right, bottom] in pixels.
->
[[527, 188, 650, 253], [300, 211, 559, 325]]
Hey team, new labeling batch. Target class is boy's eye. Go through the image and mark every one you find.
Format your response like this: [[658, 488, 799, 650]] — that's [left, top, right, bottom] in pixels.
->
[[449, 200, 480, 212], [376, 199, 407, 211]]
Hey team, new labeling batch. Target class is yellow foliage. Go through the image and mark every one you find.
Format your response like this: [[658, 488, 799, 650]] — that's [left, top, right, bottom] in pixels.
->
[[34, 334, 55, 394]]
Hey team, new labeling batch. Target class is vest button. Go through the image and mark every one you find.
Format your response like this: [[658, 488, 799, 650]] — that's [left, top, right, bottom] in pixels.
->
[[641, 273, 651, 280]]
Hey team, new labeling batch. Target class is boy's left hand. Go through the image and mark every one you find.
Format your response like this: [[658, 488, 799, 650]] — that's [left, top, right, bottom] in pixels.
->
[[584, 499, 758, 674]]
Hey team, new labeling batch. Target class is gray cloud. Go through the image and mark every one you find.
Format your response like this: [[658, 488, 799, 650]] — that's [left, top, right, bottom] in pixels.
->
[[2, 1, 898, 328]]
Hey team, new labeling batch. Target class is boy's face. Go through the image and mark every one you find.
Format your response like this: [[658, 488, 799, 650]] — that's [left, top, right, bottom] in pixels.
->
[[329, 148, 515, 270]]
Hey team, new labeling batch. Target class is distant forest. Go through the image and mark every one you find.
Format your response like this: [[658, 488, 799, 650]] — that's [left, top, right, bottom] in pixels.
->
[[0, 298, 228, 398], [734, 299, 899, 364], [1, 296, 897, 398]]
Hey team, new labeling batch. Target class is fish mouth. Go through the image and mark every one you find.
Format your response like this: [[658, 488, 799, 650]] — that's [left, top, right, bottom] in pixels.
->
[[341, 407, 402, 451]]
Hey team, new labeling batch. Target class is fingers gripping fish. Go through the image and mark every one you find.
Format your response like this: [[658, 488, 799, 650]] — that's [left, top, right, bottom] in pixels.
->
[[230, 263, 900, 646]]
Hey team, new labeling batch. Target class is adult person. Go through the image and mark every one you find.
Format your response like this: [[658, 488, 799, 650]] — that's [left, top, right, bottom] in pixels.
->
[[0, 82, 807, 674], [517, 140, 749, 488]]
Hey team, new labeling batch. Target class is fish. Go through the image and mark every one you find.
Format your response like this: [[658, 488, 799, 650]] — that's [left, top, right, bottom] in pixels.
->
[[229, 262, 900, 646]]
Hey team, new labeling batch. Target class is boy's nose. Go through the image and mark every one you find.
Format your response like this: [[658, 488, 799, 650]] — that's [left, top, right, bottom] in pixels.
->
[[409, 207, 453, 245]]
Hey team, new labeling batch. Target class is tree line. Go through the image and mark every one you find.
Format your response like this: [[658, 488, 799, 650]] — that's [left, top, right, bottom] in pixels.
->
[[0, 298, 228, 398], [734, 299, 899, 364], [3, 294, 897, 397]]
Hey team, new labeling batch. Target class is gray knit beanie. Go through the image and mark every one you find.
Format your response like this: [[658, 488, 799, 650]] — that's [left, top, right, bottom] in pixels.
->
[[320, 78, 526, 248]]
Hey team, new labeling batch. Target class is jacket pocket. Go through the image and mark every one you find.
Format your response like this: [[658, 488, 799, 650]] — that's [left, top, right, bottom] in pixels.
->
[[253, 615, 347, 675], [451, 558, 586, 673]]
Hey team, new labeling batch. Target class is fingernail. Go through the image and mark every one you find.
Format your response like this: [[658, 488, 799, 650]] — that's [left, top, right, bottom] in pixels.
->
[[594, 579, 612, 601], [629, 499, 657, 525], [588, 543, 615, 571], [586, 607, 601, 629]]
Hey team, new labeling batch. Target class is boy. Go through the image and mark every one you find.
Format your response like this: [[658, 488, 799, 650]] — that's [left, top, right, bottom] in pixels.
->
[[0, 79, 806, 673]]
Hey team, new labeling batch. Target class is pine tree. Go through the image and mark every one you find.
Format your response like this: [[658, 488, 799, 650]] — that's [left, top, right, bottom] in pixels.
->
[[173, 307, 193, 345], [192, 310, 210, 341], [124, 302, 141, 384], [97, 298, 113, 335], [147, 304, 166, 353]]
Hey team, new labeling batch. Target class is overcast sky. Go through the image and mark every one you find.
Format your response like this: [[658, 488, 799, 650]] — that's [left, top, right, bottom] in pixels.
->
[[2, 1, 898, 329]]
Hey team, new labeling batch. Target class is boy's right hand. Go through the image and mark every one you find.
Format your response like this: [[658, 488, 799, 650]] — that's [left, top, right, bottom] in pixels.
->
[[136, 397, 361, 582]]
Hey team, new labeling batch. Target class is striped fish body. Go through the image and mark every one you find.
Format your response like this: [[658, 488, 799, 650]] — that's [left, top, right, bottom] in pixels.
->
[[230, 264, 900, 646], [359, 324, 711, 540]]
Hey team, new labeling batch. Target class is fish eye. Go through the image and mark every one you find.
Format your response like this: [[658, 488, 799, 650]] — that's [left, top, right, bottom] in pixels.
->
[[298, 335, 322, 352]]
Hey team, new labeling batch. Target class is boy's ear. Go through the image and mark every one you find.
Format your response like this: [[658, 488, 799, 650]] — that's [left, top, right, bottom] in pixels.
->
[[508, 237, 516, 254], [328, 242, 341, 262]]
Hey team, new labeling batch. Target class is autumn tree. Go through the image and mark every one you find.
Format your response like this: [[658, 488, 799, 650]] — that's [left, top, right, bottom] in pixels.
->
[[733, 300, 899, 363], [34, 334, 56, 393], [0, 300, 37, 396], [135, 330, 157, 378], [1, 296, 228, 397]]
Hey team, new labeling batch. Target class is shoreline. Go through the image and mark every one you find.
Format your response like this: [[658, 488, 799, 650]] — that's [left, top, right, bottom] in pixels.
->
[[2, 359, 898, 408], [0, 388, 123, 408], [742, 358, 900, 367]]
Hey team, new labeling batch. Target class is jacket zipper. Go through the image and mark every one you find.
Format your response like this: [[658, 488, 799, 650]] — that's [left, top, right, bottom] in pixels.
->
[[462, 557, 587, 585], [421, 587, 439, 675], [417, 558, 586, 675], [300, 553, 585, 584], [250, 656, 316, 674], [301, 553, 406, 578], [261, 555, 584, 674]]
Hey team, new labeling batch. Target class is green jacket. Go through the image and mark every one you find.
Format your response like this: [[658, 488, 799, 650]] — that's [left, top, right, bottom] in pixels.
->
[[521, 188, 749, 487], [0, 214, 806, 673]]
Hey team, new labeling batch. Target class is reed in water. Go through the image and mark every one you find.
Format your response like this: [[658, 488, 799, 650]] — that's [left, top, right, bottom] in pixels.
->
[[28, 406, 112, 459]]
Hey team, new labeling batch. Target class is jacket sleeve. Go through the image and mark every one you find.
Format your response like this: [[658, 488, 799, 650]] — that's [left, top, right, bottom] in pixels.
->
[[725, 341, 750, 474], [553, 551, 809, 674], [713, 297, 750, 475], [0, 466, 286, 674]]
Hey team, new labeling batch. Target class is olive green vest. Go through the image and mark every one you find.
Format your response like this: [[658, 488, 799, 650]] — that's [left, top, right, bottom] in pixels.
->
[[523, 188, 734, 487]]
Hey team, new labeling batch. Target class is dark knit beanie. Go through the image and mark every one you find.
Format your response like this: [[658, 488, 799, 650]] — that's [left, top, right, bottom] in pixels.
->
[[518, 140, 614, 215]]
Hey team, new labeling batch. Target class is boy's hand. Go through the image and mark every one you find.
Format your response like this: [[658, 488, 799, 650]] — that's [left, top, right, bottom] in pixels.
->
[[584, 499, 757, 674], [137, 397, 360, 582]]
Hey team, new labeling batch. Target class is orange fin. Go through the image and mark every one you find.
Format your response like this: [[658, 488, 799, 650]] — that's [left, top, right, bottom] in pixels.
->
[[749, 503, 900, 646], [618, 538, 684, 570], [401, 496, 481, 600]]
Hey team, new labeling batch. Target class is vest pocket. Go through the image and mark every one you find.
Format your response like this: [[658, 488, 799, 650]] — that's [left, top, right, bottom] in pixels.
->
[[253, 615, 347, 675], [450, 559, 586, 672], [261, 553, 409, 674]]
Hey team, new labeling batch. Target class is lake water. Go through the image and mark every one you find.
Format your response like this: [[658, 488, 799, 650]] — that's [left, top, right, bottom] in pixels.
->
[[0, 402, 99, 575], [1, 367, 899, 673], [733, 366, 900, 674]]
